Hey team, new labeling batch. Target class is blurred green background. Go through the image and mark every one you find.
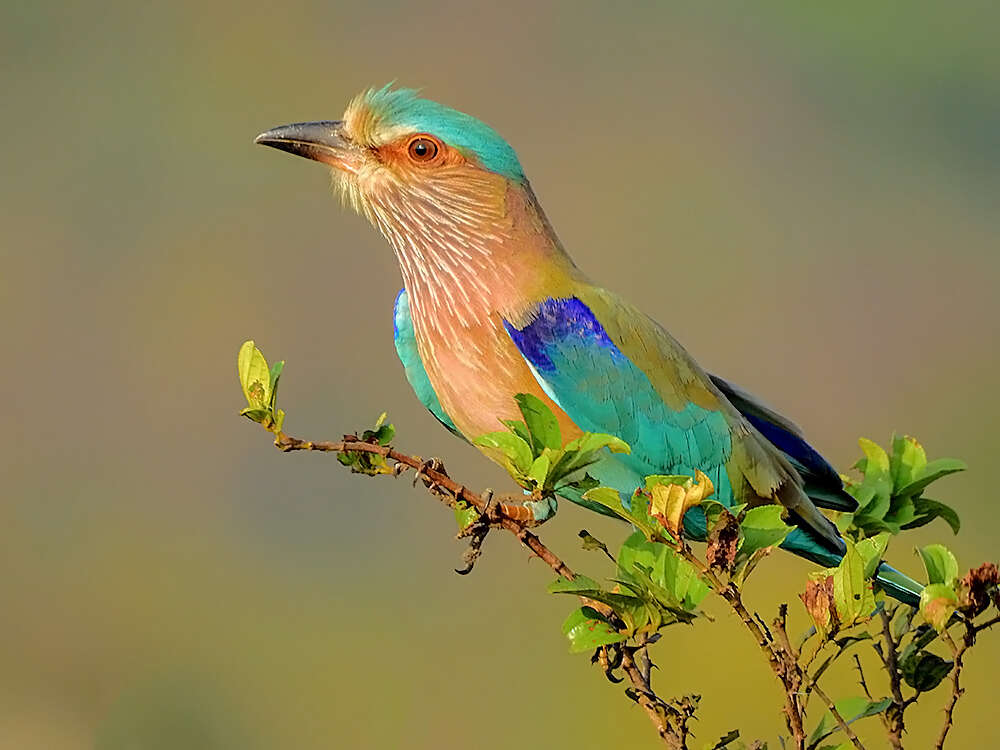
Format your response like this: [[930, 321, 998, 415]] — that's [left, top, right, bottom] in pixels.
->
[[2, 1, 997, 747]]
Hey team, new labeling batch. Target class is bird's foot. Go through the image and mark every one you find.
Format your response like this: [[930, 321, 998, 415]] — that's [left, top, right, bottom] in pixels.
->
[[412, 457, 445, 488], [522, 496, 558, 525]]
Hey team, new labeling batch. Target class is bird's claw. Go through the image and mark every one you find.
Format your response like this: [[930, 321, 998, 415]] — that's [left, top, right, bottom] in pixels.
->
[[413, 457, 444, 488]]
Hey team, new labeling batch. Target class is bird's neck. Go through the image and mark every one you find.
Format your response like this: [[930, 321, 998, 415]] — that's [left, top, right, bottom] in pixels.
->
[[382, 180, 579, 338], [385, 180, 584, 438]]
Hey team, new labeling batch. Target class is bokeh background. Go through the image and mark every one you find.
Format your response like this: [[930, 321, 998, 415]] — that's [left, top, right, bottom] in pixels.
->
[[2, 2, 998, 747]]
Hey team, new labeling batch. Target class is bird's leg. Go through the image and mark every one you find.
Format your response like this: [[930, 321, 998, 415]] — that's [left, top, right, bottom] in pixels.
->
[[455, 488, 494, 575], [498, 494, 558, 526]]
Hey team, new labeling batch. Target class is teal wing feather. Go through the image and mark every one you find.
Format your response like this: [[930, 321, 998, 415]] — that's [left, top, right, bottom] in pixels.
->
[[504, 296, 735, 506], [392, 289, 462, 438], [503, 291, 846, 560]]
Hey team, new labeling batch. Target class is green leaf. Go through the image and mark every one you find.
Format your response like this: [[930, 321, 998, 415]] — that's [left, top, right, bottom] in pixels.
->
[[895, 458, 966, 498], [856, 532, 891, 580], [579, 530, 613, 558], [807, 696, 891, 749], [918, 544, 959, 586], [903, 498, 961, 534], [528, 453, 551, 487], [237, 340, 270, 408], [514, 393, 562, 454], [882, 495, 917, 533], [919, 583, 958, 632], [453, 501, 479, 532], [548, 433, 626, 484], [362, 413, 396, 446], [473, 431, 534, 477], [582, 487, 661, 540], [548, 575, 604, 594], [618, 532, 709, 611], [548, 577, 648, 631], [239, 407, 271, 424], [567, 432, 630, 456], [566, 472, 600, 494], [739, 506, 793, 556], [560, 434, 631, 468], [853, 438, 892, 519], [901, 649, 953, 691], [890, 434, 926, 494], [833, 540, 874, 625], [891, 606, 914, 642], [268, 359, 284, 411], [581, 486, 628, 518], [561, 607, 626, 653], [501, 419, 532, 447]]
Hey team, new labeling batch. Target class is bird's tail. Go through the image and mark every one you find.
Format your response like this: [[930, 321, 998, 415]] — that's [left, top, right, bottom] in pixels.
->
[[781, 528, 924, 607], [874, 563, 923, 607]]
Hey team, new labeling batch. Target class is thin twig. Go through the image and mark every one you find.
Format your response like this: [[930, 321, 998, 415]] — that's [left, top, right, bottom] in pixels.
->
[[935, 624, 974, 750], [971, 614, 1000, 634], [621, 646, 681, 749], [853, 654, 874, 701]]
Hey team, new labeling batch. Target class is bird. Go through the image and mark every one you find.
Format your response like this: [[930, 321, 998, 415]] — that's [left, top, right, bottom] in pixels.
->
[[255, 84, 921, 604]]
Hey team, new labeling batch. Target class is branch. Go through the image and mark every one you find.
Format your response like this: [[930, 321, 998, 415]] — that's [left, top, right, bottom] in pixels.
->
[[665, 538, 864, 750], [273, 430, 685, 746], [275, 432, 575, 577], [876, 608, 908, 750]]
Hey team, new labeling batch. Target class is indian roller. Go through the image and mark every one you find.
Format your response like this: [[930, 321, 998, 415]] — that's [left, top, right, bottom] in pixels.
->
[[255, 85, 921, 604]]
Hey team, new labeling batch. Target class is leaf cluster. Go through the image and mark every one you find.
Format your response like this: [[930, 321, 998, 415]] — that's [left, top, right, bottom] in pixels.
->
[[237, 340, 285, 432], [473, 393, 629, 497], [840, 435, 963, 538], [235, 348, 997, 750], [336, 412, 396, 475]]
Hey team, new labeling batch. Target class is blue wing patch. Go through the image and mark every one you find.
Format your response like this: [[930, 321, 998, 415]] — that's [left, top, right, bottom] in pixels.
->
[[504, 297, 735, 507], [392, 289, 462, 437]]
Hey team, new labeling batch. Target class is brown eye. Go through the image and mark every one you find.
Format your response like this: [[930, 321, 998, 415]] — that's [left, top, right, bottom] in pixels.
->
[[407, 136, 439, 162]]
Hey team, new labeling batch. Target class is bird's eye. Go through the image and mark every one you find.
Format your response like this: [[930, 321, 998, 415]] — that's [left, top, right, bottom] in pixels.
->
[[407, 136, 440, 162]]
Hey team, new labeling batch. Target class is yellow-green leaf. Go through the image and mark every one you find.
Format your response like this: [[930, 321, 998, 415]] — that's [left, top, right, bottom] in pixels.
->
[[473, 431, 533, 477], [514, 393, 562, 453], [919, 544, 959, 587], [833, 539, 874, 625], [237, 340, 270, 408], [561, 607, 626, 653], [528, 453, 551, 487], [920, 584, 958, 632]]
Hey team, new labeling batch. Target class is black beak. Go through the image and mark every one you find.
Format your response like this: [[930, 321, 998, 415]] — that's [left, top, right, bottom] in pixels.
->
[[254, 121, 362, 172]]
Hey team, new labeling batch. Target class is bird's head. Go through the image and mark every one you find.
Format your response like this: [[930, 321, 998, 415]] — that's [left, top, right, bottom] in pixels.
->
[[255, 85, 531, 255]]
